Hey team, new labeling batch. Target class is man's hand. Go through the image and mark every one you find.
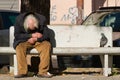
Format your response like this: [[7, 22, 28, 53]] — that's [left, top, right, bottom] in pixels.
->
[[28, 32, 42, 44], [32, 32, 43, 38], [27, 38, 37, 44]]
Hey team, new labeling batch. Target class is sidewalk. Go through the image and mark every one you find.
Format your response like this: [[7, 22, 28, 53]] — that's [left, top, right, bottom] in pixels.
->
[[0, 65, 120, 80], [0, 74, 120, 80]]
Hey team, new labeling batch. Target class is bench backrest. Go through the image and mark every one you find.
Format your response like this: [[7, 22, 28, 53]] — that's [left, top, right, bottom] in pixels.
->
[[9, 25, 112, 47]]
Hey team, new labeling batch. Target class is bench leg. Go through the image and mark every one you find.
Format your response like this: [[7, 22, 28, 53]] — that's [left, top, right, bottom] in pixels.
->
[[51, 55, 59, 69], [9, 55, 14, 74], [103, 54, 112, 76], [14, 55, 18, 75], [100, 55, 112, 76], [108, 55, 112, 74], [103, 54, 108, 76]]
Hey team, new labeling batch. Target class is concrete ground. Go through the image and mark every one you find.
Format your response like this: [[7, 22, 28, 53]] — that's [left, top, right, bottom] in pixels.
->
[[0, 65, 120, 80], [0, 74, 120, 80]]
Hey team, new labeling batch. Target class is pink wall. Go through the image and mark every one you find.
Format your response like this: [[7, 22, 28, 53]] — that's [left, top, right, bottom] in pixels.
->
[[84, 0, 120, 19]]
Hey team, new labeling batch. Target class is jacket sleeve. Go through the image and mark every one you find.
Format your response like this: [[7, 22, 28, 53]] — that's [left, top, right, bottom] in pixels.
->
[[37, 25, 50, 42], [14, 15, 31, 41]]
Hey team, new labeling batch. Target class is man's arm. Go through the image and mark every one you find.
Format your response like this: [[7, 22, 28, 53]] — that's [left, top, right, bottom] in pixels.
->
[[27, 32, 43, 44], [37, 25, 50, 42], [14, 15, 32, 41]]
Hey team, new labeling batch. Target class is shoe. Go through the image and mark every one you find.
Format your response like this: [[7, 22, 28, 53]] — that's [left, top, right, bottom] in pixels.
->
[[37, 72, 53, 78], [14, 74, 27, 78]]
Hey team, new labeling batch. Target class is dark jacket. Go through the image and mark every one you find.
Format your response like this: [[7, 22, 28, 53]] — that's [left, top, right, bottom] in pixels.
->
[[13, 12, 50, 49]]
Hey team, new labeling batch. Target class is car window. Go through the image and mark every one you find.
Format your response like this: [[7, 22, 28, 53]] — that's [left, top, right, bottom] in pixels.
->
[[100, 12, 120, 32], [82, 11, 120, 32], [100, 13, 115, 27], [0, 12, 19, 29], [82, 12, 110, 26]]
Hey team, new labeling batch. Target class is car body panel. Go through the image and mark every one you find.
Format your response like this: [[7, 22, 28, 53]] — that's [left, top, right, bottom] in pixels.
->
[[0, 10, 19, 29]]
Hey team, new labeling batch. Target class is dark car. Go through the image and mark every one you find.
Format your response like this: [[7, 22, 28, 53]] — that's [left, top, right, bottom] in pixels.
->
[[82, 6, 120, 47], [0, 10, 19, 46], [0, 10, 19, 64]]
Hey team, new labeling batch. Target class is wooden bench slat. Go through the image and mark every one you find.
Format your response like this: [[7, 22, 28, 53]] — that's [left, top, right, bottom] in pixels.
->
[[1, 47, 120, 55], [0, 47, 15, 54], [53, 47, 120, 55]]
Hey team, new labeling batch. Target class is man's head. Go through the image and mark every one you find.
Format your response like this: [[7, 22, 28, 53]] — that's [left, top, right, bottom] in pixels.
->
[[24, 14, 38, 31]]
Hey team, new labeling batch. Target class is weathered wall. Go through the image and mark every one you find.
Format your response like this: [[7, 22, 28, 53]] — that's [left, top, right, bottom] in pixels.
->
[[50, 0, 78, 24], [84, 0, 120, 19], [0, 0, 20, 11]]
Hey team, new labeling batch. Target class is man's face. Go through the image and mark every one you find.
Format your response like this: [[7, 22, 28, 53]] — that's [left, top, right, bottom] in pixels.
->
[[28, 18, 36, 30]]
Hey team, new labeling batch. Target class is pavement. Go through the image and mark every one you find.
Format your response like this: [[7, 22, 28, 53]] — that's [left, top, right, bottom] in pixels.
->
[[0, 65, 120, 80], [0, 74, 120, 80]]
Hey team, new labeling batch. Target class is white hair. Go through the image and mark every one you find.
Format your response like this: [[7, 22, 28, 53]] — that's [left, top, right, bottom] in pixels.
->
[[24, 14, 38, 31]]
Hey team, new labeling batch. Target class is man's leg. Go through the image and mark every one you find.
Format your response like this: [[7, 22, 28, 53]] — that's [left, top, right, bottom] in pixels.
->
[[16, 42, 32, 75], [34, 41, 51, 75]]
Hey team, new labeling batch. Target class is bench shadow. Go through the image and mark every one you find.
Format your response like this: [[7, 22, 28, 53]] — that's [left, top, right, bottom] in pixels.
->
[[28, 56, 40, 75]]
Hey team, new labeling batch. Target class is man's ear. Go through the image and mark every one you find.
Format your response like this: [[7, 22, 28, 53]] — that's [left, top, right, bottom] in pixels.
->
[[27, 23, 29, 28], [34, 22, 38, 28]]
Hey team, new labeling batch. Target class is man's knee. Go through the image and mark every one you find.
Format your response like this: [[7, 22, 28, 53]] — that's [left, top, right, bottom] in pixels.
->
[[35, 41, 51, 52], [36, 41, 51, 47], [16, 43, 24, 50], [43, 41, 51, 47], [16, 42, 28, 51]]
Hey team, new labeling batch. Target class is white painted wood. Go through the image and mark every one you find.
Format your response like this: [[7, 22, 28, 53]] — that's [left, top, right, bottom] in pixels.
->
[[103, 54, 109, 76], [14, 55, 18, 75], [48, 25, 112, 47], [0, 0, 19, 11], [9, 26, 14, 47], [1, 47, 120, 55], [0, 0, 20, 11]]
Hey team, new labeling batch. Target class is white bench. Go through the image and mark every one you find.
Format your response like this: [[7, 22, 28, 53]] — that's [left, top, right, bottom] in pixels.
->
[[0, 25, 113, 76]]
